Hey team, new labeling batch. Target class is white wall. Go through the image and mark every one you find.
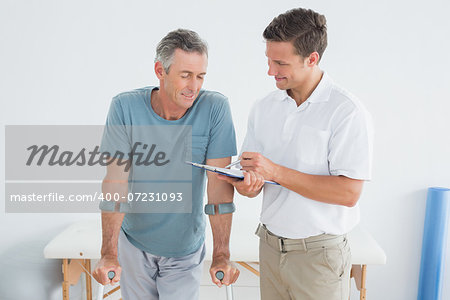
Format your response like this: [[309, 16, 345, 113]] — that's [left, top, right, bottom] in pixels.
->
[[1, 0, 450, 299]]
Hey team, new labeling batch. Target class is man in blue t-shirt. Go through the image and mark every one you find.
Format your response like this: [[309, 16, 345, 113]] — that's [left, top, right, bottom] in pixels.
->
[[93, 29, 240, 300]]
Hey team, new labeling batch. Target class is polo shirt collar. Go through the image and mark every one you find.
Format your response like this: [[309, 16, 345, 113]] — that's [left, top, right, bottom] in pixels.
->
[[277, 72, 333, 104]]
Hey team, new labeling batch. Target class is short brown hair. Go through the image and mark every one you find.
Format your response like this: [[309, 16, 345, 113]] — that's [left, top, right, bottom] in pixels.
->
[[263, 8, 327, 61]]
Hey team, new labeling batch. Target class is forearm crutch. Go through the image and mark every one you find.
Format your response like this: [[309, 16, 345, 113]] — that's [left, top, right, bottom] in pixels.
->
[[215, 270, 234, 300], [96, 271, 115, 300]]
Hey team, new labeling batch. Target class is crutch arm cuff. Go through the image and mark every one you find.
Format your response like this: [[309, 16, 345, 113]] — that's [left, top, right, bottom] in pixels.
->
[[204, 202, 236, 215]]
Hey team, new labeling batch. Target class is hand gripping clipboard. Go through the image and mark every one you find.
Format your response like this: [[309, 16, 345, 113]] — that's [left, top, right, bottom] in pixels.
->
[[186, 161, 279, 185]]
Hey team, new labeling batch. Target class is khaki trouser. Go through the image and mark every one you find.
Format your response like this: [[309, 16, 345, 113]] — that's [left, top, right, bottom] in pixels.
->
[[256, 224, 351, 300]]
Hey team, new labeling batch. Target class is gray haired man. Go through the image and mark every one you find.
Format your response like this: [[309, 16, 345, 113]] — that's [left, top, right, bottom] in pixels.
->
[[93, 29, 240, 299]]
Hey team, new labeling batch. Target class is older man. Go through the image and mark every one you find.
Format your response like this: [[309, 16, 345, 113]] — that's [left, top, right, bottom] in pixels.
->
[[94, 29, 239, 300]]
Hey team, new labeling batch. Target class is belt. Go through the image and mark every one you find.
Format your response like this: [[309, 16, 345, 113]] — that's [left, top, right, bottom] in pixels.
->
[[255, 224, 346, 253]]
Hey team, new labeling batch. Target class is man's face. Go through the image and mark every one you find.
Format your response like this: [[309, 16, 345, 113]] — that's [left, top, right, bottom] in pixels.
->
[[265, 41, 310, 91], [160, 49, 208, 111]]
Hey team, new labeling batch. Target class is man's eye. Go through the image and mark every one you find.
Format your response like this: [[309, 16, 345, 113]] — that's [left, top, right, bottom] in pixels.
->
[[181, 74, 189, 78]]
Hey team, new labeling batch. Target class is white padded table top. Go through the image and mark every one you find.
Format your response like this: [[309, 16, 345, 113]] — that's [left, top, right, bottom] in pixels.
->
[[44, 218, 102, 259], [347, 226, 386, 265], [44, 218, 386, 266]]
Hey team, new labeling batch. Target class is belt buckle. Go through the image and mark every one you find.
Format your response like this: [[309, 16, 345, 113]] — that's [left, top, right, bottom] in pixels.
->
[[279, 238, 287, 253]]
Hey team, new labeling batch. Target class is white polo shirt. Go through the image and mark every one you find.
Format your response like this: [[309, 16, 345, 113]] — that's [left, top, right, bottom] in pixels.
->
[[241, 72, 373, 239]]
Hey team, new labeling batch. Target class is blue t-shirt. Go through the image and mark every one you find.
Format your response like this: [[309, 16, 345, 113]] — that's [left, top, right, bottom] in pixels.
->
[[100, 86, 237, 257]]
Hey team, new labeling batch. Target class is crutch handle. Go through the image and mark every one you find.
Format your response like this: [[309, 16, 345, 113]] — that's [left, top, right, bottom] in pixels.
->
[[107, 271, 115, 280], [215, 271, 225, 281]]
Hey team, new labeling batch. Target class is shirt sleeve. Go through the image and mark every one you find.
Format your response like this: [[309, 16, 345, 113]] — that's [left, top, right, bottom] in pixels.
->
[[99, 96, 132, 212], [240, 102, 260, 154], [205, 96, 237, 159], [99, 97, 132, 158], [328, 104, 374, 180]]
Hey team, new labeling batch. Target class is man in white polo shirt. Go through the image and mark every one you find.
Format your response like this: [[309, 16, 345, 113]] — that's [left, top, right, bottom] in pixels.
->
[[218, 8, 373, 300]]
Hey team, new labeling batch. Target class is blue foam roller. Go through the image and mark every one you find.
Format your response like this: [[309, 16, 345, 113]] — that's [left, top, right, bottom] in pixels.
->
[[417, 187, 450, 300]]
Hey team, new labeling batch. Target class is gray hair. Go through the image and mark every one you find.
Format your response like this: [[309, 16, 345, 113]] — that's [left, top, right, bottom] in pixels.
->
[[155, 29, 208, 73]]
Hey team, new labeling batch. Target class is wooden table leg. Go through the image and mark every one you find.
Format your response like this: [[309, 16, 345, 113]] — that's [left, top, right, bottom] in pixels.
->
[[236, 261, 260, 277], [84, 259, 92, 300], [351, 264, 367, 300], [62, 259, 70, 300], [349, 267, 352, 300], [104, 286, 121, 298], [360, 265, 367, 300]]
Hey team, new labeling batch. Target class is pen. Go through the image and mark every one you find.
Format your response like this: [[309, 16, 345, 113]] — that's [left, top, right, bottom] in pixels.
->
[[224, 159, 241, 169]]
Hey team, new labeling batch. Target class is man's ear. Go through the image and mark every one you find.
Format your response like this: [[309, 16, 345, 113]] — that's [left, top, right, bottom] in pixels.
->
[[154, 61, 165, 80], [307, 52, 320, 66]]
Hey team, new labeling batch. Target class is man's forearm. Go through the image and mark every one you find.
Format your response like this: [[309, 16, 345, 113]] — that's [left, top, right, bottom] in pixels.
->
[[273, 165, 363, 207], [208, 182, 234, 258], [101, 211, 124, 257], [100, 178, 127, 258], [206, 158, 236, 258], [209, 212, 232, 258]]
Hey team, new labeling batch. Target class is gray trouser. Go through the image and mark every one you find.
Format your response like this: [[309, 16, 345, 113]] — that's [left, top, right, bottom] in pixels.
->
[[256, 224, 351, 300], [118, 229, 205, 300]]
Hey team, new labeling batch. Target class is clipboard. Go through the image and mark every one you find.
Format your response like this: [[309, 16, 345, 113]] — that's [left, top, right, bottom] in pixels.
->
[[186, 161, 279, 185]]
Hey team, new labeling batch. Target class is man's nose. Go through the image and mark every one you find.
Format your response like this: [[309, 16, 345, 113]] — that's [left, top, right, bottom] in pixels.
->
[[267, 62, 277, 76], [188, 78, 202, 91]]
